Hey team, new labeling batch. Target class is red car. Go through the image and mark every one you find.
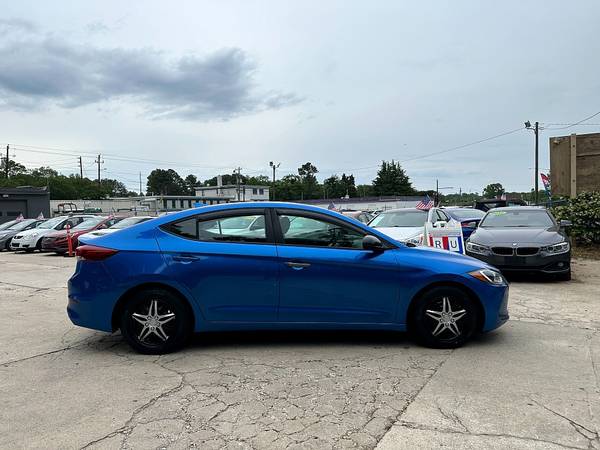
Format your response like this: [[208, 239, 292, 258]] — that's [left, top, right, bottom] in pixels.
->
[[41, 216, 122, 254]]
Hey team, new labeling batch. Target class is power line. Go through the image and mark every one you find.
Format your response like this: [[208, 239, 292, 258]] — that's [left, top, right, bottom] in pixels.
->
[[2, 142, 238, 170], [543, 111, 600, 130]]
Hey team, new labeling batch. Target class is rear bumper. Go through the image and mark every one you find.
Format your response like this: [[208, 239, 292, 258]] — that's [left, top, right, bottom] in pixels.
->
[[466, 251, 570, 274]]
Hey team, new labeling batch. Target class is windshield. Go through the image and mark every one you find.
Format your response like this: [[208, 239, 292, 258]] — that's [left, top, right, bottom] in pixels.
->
[[448, 209, 485, 219], [369, 210, 427, 228], [7, 219, 37, 231], [38, 217, 66, 229], [110, 217, 152, 229], [480, 209, 554, 228], [0, 220, 20, 230], [73, 217, 105, 230]]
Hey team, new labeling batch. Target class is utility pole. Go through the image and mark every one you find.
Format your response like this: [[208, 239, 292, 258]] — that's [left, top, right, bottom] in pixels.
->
[[139, 172, 143, 196], [94, 154, 104, 184], [525, 120, 540, 205], [269, 161, 281, 200], [435, 179, 439, 206], [235, 167, 242, 201], [534, 121, 539, 204], [5, 144, 9, 179], [79, 156, 83, 179]]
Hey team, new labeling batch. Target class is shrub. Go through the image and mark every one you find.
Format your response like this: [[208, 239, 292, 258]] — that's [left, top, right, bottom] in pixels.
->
[[552, 192, 600, 244]]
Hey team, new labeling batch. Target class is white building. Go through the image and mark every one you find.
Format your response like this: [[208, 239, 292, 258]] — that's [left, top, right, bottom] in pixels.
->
[[195, 184, 270, 202]]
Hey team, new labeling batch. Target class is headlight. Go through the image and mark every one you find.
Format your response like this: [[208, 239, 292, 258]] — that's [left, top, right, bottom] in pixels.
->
[[29, 232, 39, 238], [466, 242, 490, 255], [541, 241, 570, 256], [469, 268, 506, 285], [405, 234, 424, 246]]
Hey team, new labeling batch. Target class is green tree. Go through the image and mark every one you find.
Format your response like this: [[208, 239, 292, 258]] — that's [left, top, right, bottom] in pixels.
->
[[297, 162, 319, 199], [372, 160, 415, 196], [482, 183, 504, 199], [146, 169, 187, 195], [0, 159, 27, 177], [273, 174, 304, 200], [184, 174, 198, 195]]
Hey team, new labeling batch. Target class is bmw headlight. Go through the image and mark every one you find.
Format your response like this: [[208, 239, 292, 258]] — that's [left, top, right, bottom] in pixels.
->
[[541, 241, 570, 256], [469, 269, 506, 286], [466, 242, 491, 255]]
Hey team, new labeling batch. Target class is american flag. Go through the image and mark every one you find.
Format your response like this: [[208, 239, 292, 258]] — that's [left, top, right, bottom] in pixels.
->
[[415, 195, 434, 210], [327, 202, 337, 211]]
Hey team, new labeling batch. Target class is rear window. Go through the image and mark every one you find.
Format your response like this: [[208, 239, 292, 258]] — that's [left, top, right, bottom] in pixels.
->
[[369, 210, 427, 228]]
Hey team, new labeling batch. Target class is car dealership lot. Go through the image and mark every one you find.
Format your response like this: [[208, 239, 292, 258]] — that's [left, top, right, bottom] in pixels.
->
[[1, 253, 599, 449]]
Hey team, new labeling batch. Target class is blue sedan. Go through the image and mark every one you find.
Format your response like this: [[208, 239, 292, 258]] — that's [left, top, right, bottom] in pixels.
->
[[67, 202, 509, 354]]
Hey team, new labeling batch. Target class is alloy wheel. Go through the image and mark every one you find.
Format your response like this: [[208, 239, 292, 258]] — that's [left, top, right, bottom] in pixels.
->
[[425, 296, 468, 340]]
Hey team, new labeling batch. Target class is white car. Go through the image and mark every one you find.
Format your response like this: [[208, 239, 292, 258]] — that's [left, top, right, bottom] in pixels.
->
[[11, 215, 96, 252], [367, 207, 457, 245], [83, 216, 155, 238]]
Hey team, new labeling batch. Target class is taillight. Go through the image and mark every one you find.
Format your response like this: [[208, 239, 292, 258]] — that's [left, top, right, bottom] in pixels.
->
[[75, 245, 118, 261]]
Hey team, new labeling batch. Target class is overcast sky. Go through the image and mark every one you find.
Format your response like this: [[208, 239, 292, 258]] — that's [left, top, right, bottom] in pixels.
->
[[1, 1, 599, 194]]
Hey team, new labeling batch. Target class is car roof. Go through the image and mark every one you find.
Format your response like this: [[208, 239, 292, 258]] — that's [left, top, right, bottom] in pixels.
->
[[103, 202, 398, 245]]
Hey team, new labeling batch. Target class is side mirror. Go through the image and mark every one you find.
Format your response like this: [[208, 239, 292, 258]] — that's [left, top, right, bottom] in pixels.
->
[[433, 221, 446, 228], [559, 220, 572, 228], [362, 235, 384, 252]]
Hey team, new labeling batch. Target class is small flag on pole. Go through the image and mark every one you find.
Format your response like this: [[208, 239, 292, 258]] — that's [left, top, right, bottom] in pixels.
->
[[15, 213, 24, 221], [37, 212, 45, 220], [327, 202, 337, 211], [415, 195, 434, 210], [500, 192, 507, 200]]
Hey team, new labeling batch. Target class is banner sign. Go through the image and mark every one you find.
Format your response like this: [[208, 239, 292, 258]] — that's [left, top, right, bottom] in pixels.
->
[[540, 173, 551, 197], [424, 221, 465, 254]]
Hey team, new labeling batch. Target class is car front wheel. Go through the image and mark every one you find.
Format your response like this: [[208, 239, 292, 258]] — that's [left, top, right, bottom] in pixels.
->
[[120, 289, 192, 354], [411, 286, 479, 349]]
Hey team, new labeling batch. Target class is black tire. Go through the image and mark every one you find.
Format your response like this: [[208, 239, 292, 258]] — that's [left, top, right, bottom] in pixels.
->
[[4, 238, 11, 250], [120, 289, 192, 354], [410, 286, 479, 349], [35, 238, 43, 252]]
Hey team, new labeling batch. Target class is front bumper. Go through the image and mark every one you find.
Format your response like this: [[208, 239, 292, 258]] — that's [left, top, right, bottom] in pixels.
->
[[466, 250, 570, 274], [10, 234, 38, 250], [41, 237, 68, 253]]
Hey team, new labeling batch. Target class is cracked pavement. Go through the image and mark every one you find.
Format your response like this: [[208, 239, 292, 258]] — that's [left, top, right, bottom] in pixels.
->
[[1, 252, 600, 449]]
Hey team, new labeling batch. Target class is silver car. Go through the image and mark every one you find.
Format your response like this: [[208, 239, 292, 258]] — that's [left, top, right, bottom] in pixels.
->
[[0, 219, 46, 250]]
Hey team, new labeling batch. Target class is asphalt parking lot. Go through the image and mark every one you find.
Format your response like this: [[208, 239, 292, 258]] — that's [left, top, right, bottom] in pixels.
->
[[1, 252, 599, 449]]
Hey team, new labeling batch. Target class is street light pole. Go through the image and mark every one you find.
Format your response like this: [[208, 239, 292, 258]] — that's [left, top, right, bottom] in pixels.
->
[[269, 161, 281, 200], [525, 120, 540, 204], [534, 121, 539, 204]]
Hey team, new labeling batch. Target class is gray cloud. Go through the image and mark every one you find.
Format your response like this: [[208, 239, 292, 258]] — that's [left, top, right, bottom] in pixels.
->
[[0, 28, 301, 120]]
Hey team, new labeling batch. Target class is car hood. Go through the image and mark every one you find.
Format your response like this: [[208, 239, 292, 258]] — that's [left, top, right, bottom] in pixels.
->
[[469, 227, 565, 246], [15, 228, 56, 237], [373, 226, 423, 241]]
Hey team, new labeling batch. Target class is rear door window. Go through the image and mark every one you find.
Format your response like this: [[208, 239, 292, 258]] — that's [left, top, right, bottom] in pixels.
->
[[163, 212, 268, 243]]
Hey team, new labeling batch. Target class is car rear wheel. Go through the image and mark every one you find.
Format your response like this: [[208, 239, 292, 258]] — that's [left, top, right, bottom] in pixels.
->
[[120, 289, 192, 354], [411, 286, 478, 349]]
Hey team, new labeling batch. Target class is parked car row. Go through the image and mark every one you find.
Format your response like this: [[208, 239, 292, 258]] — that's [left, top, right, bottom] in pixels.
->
[[364, 205, 572, 281], [0, 215, 156, 254]]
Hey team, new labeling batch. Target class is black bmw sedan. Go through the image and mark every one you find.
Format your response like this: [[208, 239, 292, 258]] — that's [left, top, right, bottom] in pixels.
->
[[465, 207, 572, 280]]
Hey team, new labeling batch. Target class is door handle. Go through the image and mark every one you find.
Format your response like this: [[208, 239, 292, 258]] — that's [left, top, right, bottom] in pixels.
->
[[172, 254, 200, 263], [284, 261, 311, 269]]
